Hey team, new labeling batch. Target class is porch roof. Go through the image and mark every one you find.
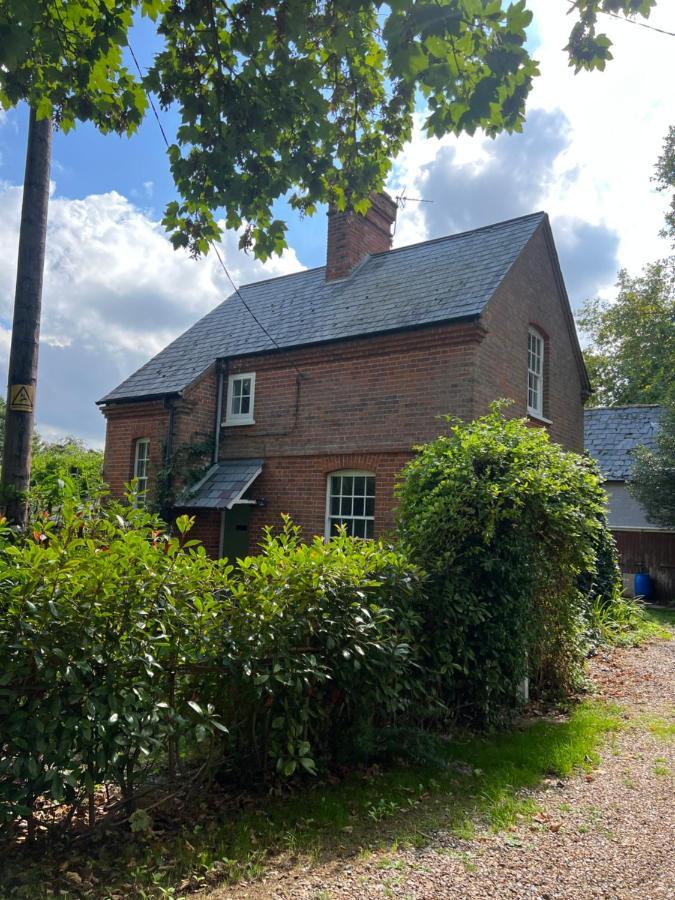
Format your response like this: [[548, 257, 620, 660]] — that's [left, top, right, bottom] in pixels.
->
[[178, 458, 263, 510]]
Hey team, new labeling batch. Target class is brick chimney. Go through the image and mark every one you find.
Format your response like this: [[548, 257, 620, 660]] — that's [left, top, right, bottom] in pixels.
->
[[325, 191, 397, 281]]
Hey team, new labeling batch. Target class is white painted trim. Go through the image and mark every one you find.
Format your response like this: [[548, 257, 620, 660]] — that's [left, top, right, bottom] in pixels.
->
[[324, 469, 376, 539], [224, 372, 256, 426], [527, 412, 553, 426], [527, 327, 544, 419], [224, 463, 263, 509], [132, 438, 150, 507]]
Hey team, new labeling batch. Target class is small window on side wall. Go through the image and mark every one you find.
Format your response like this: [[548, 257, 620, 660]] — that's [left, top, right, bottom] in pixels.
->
[[225, 372, 256, 425], [527, 328, 544, 418], [133, 438, 150, 507], [326, 471, 375, 539]]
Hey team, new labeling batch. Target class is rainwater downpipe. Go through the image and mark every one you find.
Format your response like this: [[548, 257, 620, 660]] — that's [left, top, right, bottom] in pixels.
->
[[213, 360, 227, 464], [214, 361, 227, 558]]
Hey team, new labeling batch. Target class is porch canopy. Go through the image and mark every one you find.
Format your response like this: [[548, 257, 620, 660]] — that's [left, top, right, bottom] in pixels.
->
[[179, 459, 263, 510]]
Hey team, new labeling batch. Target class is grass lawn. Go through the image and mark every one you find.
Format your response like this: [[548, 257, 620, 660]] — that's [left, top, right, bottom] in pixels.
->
[[644, 605, 675, 629]]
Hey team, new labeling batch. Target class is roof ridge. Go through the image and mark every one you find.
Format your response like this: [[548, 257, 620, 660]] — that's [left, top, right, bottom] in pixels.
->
[[371, 210, 547, 260], [585, 404, 662, 411], [236, 210, 546, 290]]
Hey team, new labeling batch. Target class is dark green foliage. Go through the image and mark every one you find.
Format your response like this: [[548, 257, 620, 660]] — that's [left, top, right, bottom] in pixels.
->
[[630, 401, 675, 528], [577, 519, 647, 648], [395, 405, 612, 724], [0, 499, 423, 830], [0, 500, 230, 830]]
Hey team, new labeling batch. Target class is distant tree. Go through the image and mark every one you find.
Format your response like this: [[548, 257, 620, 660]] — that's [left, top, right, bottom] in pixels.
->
[[30, 438, 105, 502], [655, 124, 675, 244], [630, 403, 675, 528], [577, 260, 675, 406]]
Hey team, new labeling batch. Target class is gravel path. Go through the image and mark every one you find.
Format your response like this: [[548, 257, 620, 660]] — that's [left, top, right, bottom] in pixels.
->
[[207, 638, 675, 900]]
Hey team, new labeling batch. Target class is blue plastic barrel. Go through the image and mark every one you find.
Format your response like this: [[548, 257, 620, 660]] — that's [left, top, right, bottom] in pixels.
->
[[634, 572, 653, 601]]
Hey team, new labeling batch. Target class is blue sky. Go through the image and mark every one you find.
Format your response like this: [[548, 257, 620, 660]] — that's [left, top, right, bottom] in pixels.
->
[[0, 1, 673, 446]]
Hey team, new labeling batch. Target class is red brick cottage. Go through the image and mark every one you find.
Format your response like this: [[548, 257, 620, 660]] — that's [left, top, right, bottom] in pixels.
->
[[99, 195, 590, 558]]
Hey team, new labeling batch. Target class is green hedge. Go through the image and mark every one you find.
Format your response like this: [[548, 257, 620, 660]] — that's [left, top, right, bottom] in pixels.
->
[[0, 502, 422, 830], [395, 405, 614, 724]]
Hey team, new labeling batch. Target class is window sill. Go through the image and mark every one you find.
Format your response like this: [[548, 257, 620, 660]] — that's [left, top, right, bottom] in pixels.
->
[[527, 411, 553, 425], [223, 418, 255, 427]]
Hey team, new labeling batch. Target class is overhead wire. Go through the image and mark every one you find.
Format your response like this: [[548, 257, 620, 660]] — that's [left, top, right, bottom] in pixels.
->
[[127, 40, 299, 370]]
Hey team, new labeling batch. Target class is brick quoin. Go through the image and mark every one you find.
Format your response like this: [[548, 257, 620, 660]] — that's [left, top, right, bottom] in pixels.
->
[[101, 214, 588, 558]]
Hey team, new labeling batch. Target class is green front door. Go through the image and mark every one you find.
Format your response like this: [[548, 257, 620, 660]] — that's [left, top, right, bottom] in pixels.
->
[[220, 504, 252, 561]]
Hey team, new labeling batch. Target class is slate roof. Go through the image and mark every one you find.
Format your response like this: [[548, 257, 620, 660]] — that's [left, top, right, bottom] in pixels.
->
[[584, 406, 662, 481], [177, 459, 263, 509], [99, 211, 546, 403]]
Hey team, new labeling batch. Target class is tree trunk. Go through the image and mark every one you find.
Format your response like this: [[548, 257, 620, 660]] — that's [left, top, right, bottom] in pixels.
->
[[1, 108, 52, 526]]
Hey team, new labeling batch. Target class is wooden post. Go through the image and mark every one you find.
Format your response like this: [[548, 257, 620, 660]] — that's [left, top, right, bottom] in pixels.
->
[[1, 108, 52, 526]]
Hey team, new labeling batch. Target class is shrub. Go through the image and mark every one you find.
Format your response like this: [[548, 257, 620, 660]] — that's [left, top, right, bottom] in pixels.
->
[[0, 496, 423, 833], [0, 496, 230, 832], [395, 405, 610, 724], [217, 520, 423, 776]]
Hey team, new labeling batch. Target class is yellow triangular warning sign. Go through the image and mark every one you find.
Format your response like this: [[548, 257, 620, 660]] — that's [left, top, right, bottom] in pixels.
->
[[9, 384, 34, 412]]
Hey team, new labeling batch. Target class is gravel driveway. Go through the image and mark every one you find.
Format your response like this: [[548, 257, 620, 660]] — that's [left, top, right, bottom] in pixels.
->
[[207, 637, 674, 900]]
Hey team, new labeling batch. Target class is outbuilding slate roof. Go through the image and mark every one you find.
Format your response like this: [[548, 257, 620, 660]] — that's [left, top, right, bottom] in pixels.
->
[[177, 459, 263, 509], [99, 211, 546, 403], [584, 406, 662, 481]]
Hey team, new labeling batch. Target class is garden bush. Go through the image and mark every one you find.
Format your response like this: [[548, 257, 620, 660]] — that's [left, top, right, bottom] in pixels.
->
[[395, 405, 616, 725], [0, 496, 422, 833]]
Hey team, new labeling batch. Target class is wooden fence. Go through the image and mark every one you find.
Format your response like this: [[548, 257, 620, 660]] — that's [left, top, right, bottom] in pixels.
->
[[613, 529, 675, 603]]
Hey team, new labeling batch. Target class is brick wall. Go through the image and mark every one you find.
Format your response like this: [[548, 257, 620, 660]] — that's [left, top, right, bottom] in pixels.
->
[[221, 323, 483, 460], [101, 365, 218, 500], [476, 224, 587, 450], [102, 399, 170, 497], [244, 450, 412, 549]]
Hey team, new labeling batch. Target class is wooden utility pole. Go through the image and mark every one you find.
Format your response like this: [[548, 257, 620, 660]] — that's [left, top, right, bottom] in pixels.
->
[[1, 109, 52, 526]]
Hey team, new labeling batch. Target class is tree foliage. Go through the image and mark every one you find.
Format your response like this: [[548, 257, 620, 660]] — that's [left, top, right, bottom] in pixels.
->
[[630, 402, 675, 527], [655, 123, 675, 244], [0, 0, 658, 257], [395, 405, 613, 723], [0, 397, 104, 501], [30, 437, 104, 505], [577, 260, 675, 406]]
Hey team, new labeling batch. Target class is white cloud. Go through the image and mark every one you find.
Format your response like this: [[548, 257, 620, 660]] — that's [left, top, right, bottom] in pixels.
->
[[0, 184, 303, 445], [387, 2, 673, 296]]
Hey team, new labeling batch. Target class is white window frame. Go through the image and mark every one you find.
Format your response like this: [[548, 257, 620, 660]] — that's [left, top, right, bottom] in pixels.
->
[[325, 470, 375, 539], [527, 327, 544, 418], [133, 438, 150, 507], [224, 372, 256, 426]]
